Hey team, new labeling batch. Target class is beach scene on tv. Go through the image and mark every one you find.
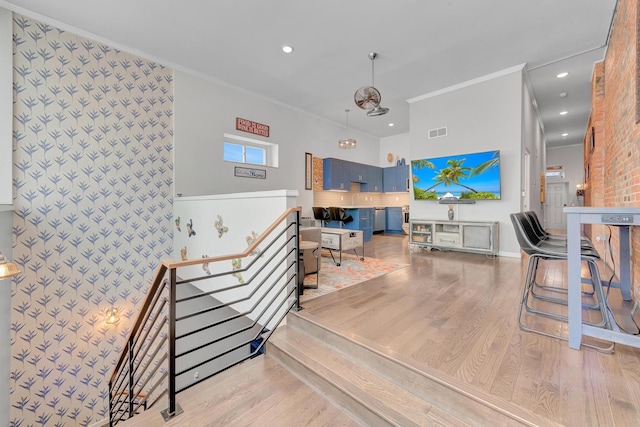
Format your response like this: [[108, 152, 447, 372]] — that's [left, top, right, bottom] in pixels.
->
[[411, 150, 501, 200]]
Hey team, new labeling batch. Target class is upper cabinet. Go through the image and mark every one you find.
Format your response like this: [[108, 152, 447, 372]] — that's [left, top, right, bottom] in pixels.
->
[[383, 165, 409, 193], [322, 159, 408, 193], [323, 158, 350, 191], [365, 166, 383, 193]]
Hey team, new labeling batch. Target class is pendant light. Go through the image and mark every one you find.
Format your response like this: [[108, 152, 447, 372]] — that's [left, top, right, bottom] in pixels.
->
[[0, 252, 20, 279], [338, 109, 356, 149]]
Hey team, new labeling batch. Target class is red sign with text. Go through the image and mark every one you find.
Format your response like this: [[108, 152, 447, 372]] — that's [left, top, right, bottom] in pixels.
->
[[236, 117, 270, 137]]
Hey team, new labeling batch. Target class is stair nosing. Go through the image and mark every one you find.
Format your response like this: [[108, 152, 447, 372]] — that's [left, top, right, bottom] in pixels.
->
[[270, 326, 441, 427], [268, 336, 400, 426], [287, 310, 562, 427]]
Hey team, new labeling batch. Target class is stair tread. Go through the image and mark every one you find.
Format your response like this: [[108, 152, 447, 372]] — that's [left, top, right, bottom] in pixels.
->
[[291, 310, 562, 427], [119, 356, 358, 427], [270, 325, 471, 427]]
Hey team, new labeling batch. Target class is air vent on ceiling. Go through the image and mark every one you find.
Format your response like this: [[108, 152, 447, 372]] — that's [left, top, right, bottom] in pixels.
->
[[428, 127, 447, 139]]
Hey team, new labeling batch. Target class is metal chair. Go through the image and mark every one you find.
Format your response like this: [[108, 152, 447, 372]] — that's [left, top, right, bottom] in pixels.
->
[[510, 212, 613, 352], [523, 210, 593, 248], [521, 211, 597, 303]]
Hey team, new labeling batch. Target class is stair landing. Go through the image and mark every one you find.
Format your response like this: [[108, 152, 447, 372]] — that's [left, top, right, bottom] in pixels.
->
[[118, 354, 358, 427]]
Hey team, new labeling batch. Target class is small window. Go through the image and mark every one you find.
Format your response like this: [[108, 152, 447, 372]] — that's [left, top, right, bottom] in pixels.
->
[[223, 133, 278, 167], [545, 170, 564, 178]]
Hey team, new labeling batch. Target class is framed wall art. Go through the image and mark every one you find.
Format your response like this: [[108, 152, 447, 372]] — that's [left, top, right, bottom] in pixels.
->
[[305, 152, 313, 190]]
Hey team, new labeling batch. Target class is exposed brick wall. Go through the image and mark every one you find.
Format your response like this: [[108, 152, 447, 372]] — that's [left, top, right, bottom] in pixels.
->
[[590, 0, 640, 295], [585, 62, 606, 241]]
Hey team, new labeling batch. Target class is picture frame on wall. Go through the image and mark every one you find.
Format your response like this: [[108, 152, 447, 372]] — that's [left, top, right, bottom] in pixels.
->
[[305, 152, 313, 190]]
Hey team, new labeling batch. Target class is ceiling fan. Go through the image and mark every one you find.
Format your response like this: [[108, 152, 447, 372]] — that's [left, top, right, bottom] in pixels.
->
[[354, 52, 389, 116]]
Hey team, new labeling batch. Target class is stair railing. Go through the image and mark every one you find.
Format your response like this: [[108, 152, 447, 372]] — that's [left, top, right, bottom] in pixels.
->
[[109, 207, 302, 425]]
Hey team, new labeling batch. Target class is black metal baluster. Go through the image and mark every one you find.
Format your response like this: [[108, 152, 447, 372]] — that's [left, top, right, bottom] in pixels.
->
[[127, 338, 134, 418]]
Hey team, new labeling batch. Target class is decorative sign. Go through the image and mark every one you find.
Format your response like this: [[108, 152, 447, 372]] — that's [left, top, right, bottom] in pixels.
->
[[234, 166, 266, 179], [236, 117, 270, 137]]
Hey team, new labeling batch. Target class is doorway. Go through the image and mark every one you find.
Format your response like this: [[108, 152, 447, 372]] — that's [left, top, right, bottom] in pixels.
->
[[544, 182, 568, 229], [523, 150, 530, 211]]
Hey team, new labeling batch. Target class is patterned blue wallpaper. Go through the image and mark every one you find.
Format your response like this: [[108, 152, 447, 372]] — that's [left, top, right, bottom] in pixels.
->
[[11, 15, 174, 426]]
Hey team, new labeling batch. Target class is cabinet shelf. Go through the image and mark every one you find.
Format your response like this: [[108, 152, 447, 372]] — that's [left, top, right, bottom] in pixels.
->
[[410, 219, 498, 256]]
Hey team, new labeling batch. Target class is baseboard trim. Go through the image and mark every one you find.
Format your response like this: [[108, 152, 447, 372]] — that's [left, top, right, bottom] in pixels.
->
[[88, 417, 108, 427]]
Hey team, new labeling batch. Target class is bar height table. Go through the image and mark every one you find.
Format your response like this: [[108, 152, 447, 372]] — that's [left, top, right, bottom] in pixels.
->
[[565, 206, 640, 350]]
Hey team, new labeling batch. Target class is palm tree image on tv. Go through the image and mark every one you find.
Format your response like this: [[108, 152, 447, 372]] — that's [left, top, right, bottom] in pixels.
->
[[411, 150, 501, 200]]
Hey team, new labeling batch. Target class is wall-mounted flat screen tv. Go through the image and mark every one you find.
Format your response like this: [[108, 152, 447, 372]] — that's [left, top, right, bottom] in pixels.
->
[[411, 150, 500, 200]]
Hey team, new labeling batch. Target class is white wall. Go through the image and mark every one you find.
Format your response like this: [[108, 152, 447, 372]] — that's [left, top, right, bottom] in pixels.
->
[[379, 132, 410, 167], [521, 72, 547, 219], [174, 71, 380, 219], [0, 8, 11, 206], [408, 68, 524, 256], [546, 144, 584, 207]]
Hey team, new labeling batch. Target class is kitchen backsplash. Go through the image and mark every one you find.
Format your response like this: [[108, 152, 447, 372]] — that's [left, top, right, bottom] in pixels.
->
[[313, 184, 410, 207]]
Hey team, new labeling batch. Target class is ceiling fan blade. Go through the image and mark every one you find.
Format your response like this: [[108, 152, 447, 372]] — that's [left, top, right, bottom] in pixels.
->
[[354, 86, 381, 110]]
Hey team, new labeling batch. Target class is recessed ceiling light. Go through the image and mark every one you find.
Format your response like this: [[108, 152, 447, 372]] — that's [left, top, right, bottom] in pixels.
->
[[388, 123, 394, 127], [559, 111, 568, 115], [281, 45, 293, 54], [557, 72, 569, 78], [559, 92, 568, 98], [562, 133, 568, 137]]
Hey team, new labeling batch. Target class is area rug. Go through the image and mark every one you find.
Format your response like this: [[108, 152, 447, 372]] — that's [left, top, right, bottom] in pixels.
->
[[300, 253, 408, 302]]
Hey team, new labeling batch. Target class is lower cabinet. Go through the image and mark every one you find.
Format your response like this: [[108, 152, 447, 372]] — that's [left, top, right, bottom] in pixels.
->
[[409, 219, 499, 256], [326, 208, 372, 242], [385, 207, 403, 234]]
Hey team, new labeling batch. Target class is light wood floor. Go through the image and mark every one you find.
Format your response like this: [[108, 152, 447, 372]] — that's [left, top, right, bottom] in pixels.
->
[[300, 234, 640, 426], [123, 234, 640, 426]]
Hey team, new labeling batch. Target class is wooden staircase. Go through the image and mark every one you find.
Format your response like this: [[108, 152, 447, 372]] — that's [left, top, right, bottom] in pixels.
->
[[268, 311, 561, 427]]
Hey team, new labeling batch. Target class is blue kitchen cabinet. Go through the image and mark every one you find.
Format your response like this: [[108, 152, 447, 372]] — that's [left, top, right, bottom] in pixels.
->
[[323, 158, 350, 190], [351, 162, 367, 183], [357, 208, 373, 241], [383, 165, 409, 193], [323, 158, 384, 193], [385, 207, 403, 234], [364, 166, 383, 193], [326, 208, 372, 242]]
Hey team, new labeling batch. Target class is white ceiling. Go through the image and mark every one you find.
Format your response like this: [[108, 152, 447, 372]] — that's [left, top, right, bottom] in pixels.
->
[[1, 0, 617, 148]]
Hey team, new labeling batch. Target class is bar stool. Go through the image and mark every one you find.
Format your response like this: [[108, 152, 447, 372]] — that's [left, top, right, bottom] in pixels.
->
[[312, 207, 330, 226], [510, 212, 613, 352], [329, 207, 353, 228]]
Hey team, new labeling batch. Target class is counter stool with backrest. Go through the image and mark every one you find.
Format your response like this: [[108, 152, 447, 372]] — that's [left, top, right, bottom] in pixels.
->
[[312, 207, 331, 227], [510, 212, 613, 352], [329, 207, 353, 228], [522, 211, 598, 306]]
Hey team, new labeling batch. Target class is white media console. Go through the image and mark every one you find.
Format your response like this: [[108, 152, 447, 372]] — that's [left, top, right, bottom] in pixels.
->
[[409, 219, 499, 256]]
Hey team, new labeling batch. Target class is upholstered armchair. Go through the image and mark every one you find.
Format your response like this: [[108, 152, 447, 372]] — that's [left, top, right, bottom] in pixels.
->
[[300, 226, 322, 274]]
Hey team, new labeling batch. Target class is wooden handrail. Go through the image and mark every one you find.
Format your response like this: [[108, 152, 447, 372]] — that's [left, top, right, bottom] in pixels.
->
[[162, 207, 301, 269], [110, 206, 302, 424]]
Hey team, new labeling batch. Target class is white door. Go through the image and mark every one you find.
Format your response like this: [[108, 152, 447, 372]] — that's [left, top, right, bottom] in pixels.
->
[[544, 182, 568, 229]]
